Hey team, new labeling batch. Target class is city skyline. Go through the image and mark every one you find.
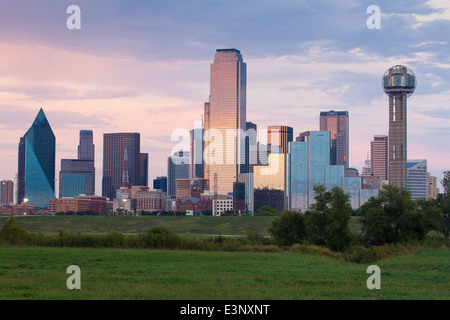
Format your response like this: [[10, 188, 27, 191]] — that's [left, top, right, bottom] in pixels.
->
[[0, 1, 449, 195]]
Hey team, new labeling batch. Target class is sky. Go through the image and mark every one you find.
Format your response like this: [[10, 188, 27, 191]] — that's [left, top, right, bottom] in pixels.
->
[[0, 0, 449, 197]]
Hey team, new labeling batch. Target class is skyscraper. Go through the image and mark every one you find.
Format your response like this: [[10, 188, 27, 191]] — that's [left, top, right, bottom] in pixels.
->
[[78, 130, 94, 161], [59, 130, 95, 197], [59, 159, 95, 197], [140, 153, 149, 186], [407, 159, 427, 200], [102, 133, 140, 199], [204, 48, 246, 195], [267, 126, 293, 154], [319, 111, 349, 167], [383, 65, 416, 189], [153, 176, 167, 194], [1, 180, 14, 205], [190, 128, 204, 179], [289, 131, 366, 211], [370, 135, 388, 181], [17, 108, 56, 208], [167, 151, 190, 197]]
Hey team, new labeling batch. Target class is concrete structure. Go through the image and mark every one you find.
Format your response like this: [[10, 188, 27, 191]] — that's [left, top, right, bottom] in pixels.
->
[[213, 197, 234, 216], [383, 65, 416, 189]]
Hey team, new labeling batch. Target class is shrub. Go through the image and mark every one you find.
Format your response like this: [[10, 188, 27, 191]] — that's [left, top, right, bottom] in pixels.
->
[[343, 246, 378, 264]]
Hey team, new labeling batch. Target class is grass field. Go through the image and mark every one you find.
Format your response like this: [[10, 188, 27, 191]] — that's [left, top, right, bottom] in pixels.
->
[[0, 215, 363, 236], [0, 245, 448, 300]]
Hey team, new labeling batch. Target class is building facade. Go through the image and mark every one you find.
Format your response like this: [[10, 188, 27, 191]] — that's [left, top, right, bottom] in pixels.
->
[[407, 159, 428, 200], [204, 48, 246, 195], [383, 65, 416, 189], [1, 180, 14, 205], [319, 111, 349, 168], [17, 108, 56, 209], [102, 133, 140, 199], [267, 126, 293, 154], [167, 151, 190, 197]]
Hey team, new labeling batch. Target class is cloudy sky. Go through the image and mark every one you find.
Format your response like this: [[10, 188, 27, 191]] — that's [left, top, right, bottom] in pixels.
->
[[0, 0, 449, 196]]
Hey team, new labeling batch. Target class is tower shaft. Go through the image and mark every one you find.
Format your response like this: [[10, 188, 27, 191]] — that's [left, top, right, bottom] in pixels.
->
[[388, 93, 407, 189]]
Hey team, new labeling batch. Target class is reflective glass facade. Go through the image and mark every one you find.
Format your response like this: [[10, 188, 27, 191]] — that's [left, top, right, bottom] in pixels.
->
[[407, 159, 427, 200], [253, 153, 287, 212], [59, 159, 95, 197], [19, 109, 55, 208], [205, 49, 246, 195], [289, 131, 365, 211]]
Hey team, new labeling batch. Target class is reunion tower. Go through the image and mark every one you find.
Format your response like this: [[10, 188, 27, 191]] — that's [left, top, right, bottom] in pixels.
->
[[382, 65, 416, 189]]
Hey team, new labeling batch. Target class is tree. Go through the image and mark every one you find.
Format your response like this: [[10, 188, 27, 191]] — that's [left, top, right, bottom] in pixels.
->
[[255, 205, 280, 216], [360, 184, 443, 244], [305, 185, 353, 251], [268, 210, 306, 246], [435, 171, 450, 238]]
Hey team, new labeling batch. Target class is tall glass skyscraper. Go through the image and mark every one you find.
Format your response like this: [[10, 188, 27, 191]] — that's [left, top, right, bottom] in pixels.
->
[[204, 49, 246, 195], [18, 108, 56, 208], [289, 131, 364, 211]]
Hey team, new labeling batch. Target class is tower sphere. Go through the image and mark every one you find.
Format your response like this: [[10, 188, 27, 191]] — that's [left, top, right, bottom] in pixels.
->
[[382, 65, 416, 97]]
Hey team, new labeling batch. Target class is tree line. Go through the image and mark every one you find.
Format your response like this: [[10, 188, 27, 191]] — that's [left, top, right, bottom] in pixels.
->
[[269, 172, 450, 252]]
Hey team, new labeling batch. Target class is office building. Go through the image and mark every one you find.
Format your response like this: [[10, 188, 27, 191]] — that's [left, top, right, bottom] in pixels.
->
[[382, 65, 416, 189], [59, 159, 95, 197], [17, 108, 55, 208], [153, 176, 167, 193], [78, 130, 95, 160], [204, 48, 246, 195], [320, 110, 349, 167], [140, 153, 149, 187], [267, 126, 293, 154], [427, 173, 439, 200], [253, 153, 288, 212], [136, 188, 166, 213], [102, 133, 140, 199], [407, 159, 427, 200], [371, 135, 388, 180], [289, 131, 364, 211], [1, 180, 14, 205], [167, 151, 190, 197], [190, 128, 204, 179]]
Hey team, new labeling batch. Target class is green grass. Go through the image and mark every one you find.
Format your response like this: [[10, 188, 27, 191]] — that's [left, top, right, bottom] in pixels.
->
[[0, 215, 363, 236], [0, 246, 448, 300]]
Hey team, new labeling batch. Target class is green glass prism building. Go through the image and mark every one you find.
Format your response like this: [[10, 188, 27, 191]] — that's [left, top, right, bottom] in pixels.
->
[[18, 108, 56, 208]]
